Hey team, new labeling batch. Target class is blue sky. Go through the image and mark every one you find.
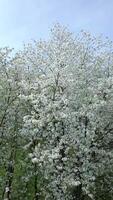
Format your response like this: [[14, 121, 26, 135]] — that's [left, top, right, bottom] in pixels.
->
[[0, 0, 112, 49]]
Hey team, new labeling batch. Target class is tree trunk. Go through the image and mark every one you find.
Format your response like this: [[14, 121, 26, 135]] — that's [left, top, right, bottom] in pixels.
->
[[72, 184, 84, 200], [34, 163, 39, 200], [2, 150, 15, 200]]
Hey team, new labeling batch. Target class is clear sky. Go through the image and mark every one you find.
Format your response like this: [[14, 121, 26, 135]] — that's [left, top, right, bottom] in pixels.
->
[[0, 0, 112, 49]]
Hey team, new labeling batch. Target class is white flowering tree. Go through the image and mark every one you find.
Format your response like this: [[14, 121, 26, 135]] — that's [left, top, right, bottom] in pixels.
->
[[18, 24, 113, 200], [0, 48, 31, 200], [1, 24, 113, 200]]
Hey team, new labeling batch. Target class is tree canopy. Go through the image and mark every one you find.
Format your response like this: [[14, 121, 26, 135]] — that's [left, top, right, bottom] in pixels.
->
[[0, 24, 113, 200]]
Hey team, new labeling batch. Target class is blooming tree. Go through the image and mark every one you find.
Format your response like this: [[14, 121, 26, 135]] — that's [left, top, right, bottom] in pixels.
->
[[19, 24, 113, 199], [0, 24, 113, 200]]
